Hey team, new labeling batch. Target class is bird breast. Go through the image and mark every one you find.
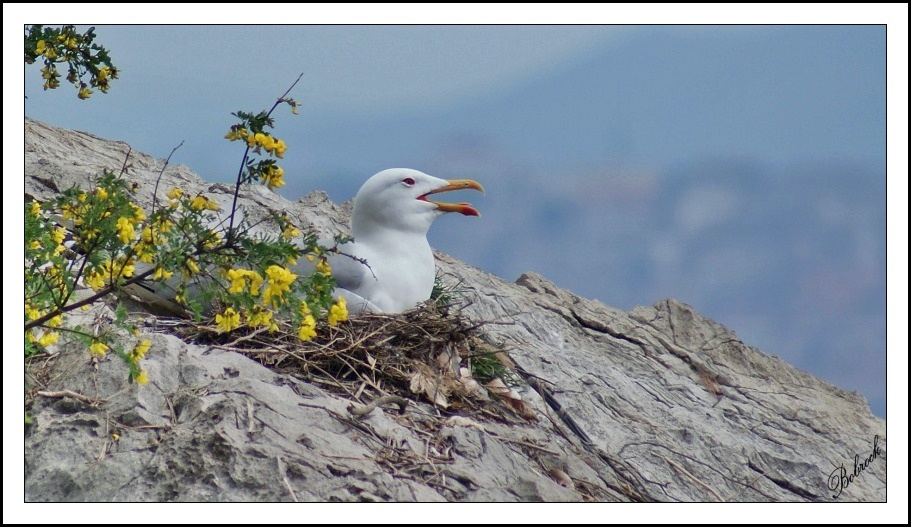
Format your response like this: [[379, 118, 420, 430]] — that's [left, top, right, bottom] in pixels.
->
[[355, 236, 436, 313]]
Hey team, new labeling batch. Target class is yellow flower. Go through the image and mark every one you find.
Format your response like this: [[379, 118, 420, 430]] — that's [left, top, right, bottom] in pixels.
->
[[153, 266, 173, 280], [97, 66, 110, 81], [189, 195, 220, 211], [116, 217, 135, 243], [47, 314, 63, 328], [117, 258, 136, 278], [84, 264, 109, 291], [78, 86, 93, 100], [328, 296, 348, 326], [52, 227, 66, 245], [215, 307, 241, 333], [138, 248, 155, 263], [36, 40, 46, 55], [85, 273, 104, 290], [185, 258, 200, 275], [204, 230, 222, 249], [134, 370, 149, 385], [247, 271, 264, 296], [29, 200, 42, 217], [226, 269, 244, 294], [25, 304, 42, 321], [273, 139, 288, 158], [247, 308, 274, 329], [29, 240, 41, 250], [90, 341, 109, 357], [225, 268, 263, 295], [315, 259, 332, 276], [225, 127, 249, 141], [132, 339, 151, 360], [261, 164, 285, 190], [281, 225, 301, 241], [38, 331, 60, 347], [166, 188, 184, 208], [262, 265, 297, 306], [298, 315, 317, 341], [130, 203, 147, 221], [95, 186, 108, 200]]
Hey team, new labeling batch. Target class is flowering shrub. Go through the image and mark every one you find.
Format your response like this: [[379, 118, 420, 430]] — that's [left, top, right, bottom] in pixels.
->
[[25, 30, 347, 389], [25, 25, 118, 99]]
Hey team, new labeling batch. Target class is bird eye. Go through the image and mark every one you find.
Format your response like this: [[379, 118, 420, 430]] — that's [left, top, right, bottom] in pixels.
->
[[402, 177, 416, 186]]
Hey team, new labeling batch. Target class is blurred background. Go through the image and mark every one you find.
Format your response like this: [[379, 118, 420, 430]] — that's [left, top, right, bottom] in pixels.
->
[[23, 25, 887, 416]]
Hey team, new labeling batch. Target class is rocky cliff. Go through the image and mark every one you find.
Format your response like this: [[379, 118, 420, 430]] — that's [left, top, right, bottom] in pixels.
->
[[23, 118, 886, 502]]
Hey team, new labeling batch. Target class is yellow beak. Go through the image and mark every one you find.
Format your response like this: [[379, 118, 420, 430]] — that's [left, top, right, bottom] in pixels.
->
[[419, 179, 485, 216]]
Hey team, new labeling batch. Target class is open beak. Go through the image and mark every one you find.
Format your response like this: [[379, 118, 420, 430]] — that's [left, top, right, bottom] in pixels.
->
[[418, 179, 485, 217]]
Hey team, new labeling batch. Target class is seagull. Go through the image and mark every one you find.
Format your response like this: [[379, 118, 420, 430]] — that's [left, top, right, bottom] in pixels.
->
[[120, 168, 482, 317], [319, 168, 484, 314]]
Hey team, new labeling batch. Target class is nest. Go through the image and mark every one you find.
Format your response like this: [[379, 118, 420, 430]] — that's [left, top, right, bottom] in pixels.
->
[[179, 302, 535, 423]]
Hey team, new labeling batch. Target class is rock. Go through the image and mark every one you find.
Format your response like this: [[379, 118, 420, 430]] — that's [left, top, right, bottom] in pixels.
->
[[23, 118, 886, 502]]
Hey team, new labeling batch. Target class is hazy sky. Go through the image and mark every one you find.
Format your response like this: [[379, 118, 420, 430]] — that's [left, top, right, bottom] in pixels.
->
[[6, 6, 910, 520]]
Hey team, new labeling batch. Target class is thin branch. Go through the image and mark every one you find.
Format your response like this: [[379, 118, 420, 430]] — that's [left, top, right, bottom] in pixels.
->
[[151, 140, 185, 217], [36, 389, 100, 406], [659, 454, 726, 502], [227, 73, 304, 238], [25, 267, 156, 331], [347, 395, 409, 418]]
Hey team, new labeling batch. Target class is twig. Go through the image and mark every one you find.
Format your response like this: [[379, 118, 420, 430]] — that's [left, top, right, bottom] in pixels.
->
[[150, 141, 184, 215], [97, 439, 110, 462], [495, 436, 562, 456], [276, 456, 298, 502], [246, 399, 256, 435], [228, 73, 304, 236], [659, 454, 725, 502], [347, 395, 409, 418], [36, 389, 99, 406]]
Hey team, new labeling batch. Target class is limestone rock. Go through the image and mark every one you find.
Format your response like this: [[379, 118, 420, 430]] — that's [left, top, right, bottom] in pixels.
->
[[24, 118, 886, 502]]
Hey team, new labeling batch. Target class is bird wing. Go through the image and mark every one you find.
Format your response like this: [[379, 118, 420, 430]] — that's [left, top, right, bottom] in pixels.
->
[[326, 242, 370, 294]]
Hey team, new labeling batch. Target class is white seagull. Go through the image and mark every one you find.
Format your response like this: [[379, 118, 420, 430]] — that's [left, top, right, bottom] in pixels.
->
[[319, 168, 484, 314], [122, 168, 482, 316]]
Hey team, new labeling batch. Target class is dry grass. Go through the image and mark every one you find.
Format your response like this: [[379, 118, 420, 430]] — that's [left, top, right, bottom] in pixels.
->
[[180, 301, 534, 424]]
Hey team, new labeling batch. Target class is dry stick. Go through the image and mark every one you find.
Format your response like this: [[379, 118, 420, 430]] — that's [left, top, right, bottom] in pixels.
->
[[96, 440, 110, 462], [36, 389, 99, 406], [224, 326, 270, 347], [275, 456, 299, 502], [659, 454, 725, 502], [495, 436, 562, 456], [347, 395, 410, 418], [246, 399, 256, 435]]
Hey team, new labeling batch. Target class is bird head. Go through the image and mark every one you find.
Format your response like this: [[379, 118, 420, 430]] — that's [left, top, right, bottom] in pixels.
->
[[352, 168, 483, 237]]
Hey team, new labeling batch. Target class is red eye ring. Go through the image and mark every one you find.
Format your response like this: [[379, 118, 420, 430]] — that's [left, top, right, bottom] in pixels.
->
[[403, 177, 416, 186]]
